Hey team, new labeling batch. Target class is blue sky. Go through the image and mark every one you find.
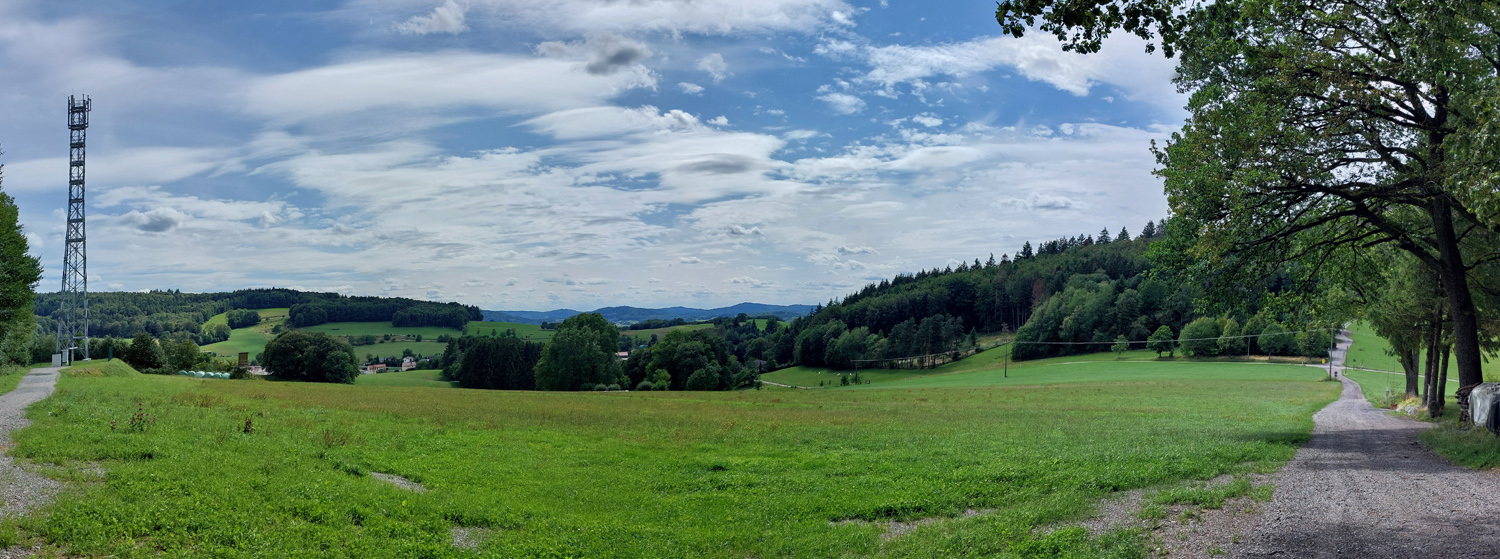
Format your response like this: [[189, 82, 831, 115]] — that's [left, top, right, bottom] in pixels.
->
[[0, 0, 1183, 310]]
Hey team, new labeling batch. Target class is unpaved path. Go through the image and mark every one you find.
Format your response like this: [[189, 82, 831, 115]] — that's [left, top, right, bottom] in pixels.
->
[[0, 367, 62, 558], [1230, 333, 1500, 558]]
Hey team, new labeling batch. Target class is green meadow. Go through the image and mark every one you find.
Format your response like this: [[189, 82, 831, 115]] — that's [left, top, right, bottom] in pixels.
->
[[4, 355, 1337, 558], [355, 369, 453, 388]]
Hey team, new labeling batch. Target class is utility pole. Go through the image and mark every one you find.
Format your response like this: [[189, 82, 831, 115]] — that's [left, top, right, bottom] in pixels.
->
[[57, 95, 90, 366]]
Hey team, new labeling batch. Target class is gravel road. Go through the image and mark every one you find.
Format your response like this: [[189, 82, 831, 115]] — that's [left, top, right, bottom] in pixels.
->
[[1232, 333, 1500, 558], [0, 367, 61, 520]]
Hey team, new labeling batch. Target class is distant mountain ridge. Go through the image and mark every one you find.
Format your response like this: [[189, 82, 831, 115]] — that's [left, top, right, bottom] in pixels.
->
[[483, 303, 815, 325]]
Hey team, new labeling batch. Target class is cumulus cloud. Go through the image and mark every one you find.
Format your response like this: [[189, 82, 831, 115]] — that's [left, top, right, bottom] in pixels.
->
[[728, 225, 762, 236], [119, 207, 187, 233], [697, 53, 729, 82], [396, 0, 469, 35], [818, 92, 865, 114], [678, 256, 702, 264], [356, 0, 858, 36], [837, 245, 877, 255], [679, 82, 704, 95]]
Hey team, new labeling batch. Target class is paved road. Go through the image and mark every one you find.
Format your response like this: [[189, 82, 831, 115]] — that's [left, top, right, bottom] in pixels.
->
[[1234, 332, 1500, 558]]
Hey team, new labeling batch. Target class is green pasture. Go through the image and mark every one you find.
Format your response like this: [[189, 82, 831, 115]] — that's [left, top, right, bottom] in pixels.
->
[[465, 321, 554, 342], [1344, 322, 1500, 379], [202, 327, 270, 359], [299, 322, 462, 338], [355, 370, 452, 389], [354, 341, 448, 360], [205, 308, 289, 327], [7, 357, 1337, 558], [623, 323, 715, 346], [1342, 370, 1460, 409]]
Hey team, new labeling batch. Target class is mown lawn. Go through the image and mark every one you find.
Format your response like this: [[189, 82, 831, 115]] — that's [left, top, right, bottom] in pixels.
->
[[201, 327, 271, 359], [1345, 322, 1500, 380], [10, 360, 1337, 558]]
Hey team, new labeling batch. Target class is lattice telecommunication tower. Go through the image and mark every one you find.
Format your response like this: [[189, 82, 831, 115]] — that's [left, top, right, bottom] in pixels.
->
[[58, 95, 90, 364]]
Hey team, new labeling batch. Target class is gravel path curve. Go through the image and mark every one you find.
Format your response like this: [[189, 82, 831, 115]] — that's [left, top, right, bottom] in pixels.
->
[[1233, 333, 1500, 558]]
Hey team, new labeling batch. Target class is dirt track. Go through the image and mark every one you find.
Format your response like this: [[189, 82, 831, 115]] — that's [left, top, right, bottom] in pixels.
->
[[1231, 335, 1500, 558]]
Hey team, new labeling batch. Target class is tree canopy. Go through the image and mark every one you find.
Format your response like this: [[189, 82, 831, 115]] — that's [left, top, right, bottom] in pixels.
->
[[262, 331, 359, 384], [998, 0, 1500, 387], [0, 148, 41, 367]]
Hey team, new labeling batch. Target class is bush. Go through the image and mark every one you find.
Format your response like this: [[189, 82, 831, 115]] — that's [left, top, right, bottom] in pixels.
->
[[635, 380, 654, 391], [1218, 319, 1246, 355], [262, 331, 358, 384], [592, 384, 608, 391], [686, 367, 719, 391], [607, 384, 621, 391], [1179, 317, 1222, 356], [123, 332, 166, 370], [1259, 322, 1294, 355], [1147, 326, 1175, 357]]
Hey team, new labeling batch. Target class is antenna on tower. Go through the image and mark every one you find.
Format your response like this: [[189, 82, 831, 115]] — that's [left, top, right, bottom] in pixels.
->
[[57, 95, 90, 366]]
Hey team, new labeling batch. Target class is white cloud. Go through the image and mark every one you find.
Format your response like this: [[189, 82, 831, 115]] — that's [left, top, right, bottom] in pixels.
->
[[910, 115, 943, 127], [2, 147, 236, 192], [679, 82, 704, 95], [727, 276, 773, 287], [837, 245, 877, 255], [243, 52, 655, 124], [697, 53, 729, 83], [396, 0, 469, 35], [817, 92, 865, 115], [707, 115, 729, 126], [678, 256, 702, 264], [830, 33, 1180, 110], [356, 0, 858, 37]]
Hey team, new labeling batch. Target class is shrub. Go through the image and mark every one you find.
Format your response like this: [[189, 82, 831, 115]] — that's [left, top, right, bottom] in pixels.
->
[[1218, 319, 1246, 355], [1179, 317, 1222, 356], [1259, 322, 1294, 355], [1147, 326, 1175, 357], [123, 332, 166, 370], [607, 384, 621, 391], [635, 381, 654, 391], [592, 384, 608, 391], [686, 367, 718, 391]]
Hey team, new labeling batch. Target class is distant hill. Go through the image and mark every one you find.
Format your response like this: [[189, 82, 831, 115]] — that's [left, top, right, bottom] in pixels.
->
[[482, 303, 815, 325]]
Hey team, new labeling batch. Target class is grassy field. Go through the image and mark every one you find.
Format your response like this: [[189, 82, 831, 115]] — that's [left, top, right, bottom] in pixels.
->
[[354, 341, 448, 360], [464, 321, 554, 342], [201, 327, 271, 359], [355, 369, 452, 388], [622, 323, 716, 346], [6, 355, 1338, 558], [1345, 322, 1500, 380], [202, 308, 290, 359]]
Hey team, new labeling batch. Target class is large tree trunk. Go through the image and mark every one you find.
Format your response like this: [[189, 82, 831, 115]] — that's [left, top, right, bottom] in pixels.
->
[[1401, 347, 1420, 398], [1430, 197, 1486, 388], [1430, 343, 1451, 417], [1424, 304, 1443, 408]]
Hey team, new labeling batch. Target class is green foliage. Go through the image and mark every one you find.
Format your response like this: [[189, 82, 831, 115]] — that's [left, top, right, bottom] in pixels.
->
[[1258, 323, 1294, 356], [262, 331, 358, 384], [627, 329, 752, 391], [453, 336, 543, 390], [0, 151, 42, 367], [534, 313, 624, 391], [685, 364, 721, 391], [225, 309, 261, 329], [1112, 335, 1129, 358], [1218, 319, 1245, 355], [1178, 317, 1222, 357], [1011, 273, 1195, 361], [123, 333, 166, 370], [1147, 326, 1175, 357], [163, 339, 203, 372]]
